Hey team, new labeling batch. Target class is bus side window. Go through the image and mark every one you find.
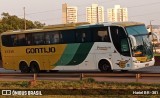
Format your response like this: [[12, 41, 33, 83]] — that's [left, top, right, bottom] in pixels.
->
[[50, 33, 55, 44], [53, 32, 60, 44], [97, 31, 109, 42], [93, 27, 110, 42], [2, 35, 15, 47], [44, 31, 60, 44], [82, 33, 86, 42], [76, 29, 91, 43], [26, 34, 33, 46], [110, 27, 121, 53], [61, 30, 75, 43], [45, 34, 51, 44], [16, 34, 26, 46], [32, 33, 44, 45], [76, 31, 82, 43], [11, 35, 16, 46], [110, 26, 130, 56]]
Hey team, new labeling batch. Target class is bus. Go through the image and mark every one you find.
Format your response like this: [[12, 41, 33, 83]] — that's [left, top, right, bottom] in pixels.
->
[[0, 22, 155, 73]]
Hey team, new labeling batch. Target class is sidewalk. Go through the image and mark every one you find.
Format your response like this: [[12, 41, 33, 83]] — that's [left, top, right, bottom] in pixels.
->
[[0, 66, 160, 73]]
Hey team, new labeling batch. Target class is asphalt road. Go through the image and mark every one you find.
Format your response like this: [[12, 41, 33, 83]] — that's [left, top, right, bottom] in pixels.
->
[[0, 60, 160, 83], [0, 65, 160, 73]]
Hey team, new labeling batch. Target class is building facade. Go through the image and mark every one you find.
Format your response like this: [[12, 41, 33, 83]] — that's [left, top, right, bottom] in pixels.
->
[[62, 3, 78, 24], [107, 5, 128, 22], [86, 4, 104, 24]]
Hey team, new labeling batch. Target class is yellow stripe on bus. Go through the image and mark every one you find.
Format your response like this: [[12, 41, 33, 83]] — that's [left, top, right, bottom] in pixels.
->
[[2, 44, 67, 70]]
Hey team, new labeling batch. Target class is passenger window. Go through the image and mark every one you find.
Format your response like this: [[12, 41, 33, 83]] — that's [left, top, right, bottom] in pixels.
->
[[53, 32, 60, 44], [2, 34, 27, 47], [93, 27, 110, 42], [61, 30, 75, 43], [76, 29, 92, 43], [45, 34, 51, 44], [14, 34, 26, 46], [98, 31, 109, 41], [25, 34, 33, 45], [2, 35, 15, 47], [33, 33, 44, 45], [44, 31, 60, 44]]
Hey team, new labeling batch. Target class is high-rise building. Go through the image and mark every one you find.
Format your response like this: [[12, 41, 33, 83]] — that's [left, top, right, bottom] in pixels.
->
[[86, 4, 104, 24], [62, 3, 78, 24], [107, 5, 128, 22]]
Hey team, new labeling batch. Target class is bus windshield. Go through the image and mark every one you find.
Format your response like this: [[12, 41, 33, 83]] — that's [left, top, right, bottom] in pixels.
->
[[126, 25, 153, 59]]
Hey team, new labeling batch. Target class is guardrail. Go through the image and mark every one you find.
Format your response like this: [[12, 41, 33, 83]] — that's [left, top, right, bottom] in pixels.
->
[[0, 73, 160, 83]]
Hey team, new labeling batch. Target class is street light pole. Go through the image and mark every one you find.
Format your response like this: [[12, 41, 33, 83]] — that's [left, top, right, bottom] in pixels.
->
[[150, 20, 153, 32], [23, 7, 26, 30]]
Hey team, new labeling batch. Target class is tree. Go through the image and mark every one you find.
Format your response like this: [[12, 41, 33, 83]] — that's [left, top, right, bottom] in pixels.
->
[[0, 12, 45, 33], [34, 21, 45, 29]]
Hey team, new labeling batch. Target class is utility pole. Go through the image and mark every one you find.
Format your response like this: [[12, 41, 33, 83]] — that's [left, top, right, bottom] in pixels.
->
[[23, 7, 26, 30], [150, 20, 153, 33]]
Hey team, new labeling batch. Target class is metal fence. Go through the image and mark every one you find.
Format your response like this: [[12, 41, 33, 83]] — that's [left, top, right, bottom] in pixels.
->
[[0, 73, 160, 83]]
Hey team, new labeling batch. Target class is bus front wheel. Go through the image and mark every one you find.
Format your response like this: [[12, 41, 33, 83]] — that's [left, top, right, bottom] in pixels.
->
[[98, 60, 112, 72], [19, 62, 30, 73], [30, 62, 40, 73]]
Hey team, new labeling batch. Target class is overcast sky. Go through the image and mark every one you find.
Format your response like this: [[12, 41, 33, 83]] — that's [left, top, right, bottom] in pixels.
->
[[0, 0, 160, 25]]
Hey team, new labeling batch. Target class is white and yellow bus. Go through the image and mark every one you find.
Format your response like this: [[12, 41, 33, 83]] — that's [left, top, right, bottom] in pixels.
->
[[0, 22, 155, 73]]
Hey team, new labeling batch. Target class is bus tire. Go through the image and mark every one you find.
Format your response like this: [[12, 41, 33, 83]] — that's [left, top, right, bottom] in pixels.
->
[[19, 62, 30, 73], [98, 60, 112, 72], [30, 61, 40, 73]]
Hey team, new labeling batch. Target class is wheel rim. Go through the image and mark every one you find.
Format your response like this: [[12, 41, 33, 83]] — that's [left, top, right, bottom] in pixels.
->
[[31, 66, 37, 73], [30, 63, 39, 73], [103, 64, 110, 71], [21, 65, 28, 73]]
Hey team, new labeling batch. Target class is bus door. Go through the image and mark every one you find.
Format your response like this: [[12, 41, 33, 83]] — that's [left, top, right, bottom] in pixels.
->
[[110, 26, 131, 69]]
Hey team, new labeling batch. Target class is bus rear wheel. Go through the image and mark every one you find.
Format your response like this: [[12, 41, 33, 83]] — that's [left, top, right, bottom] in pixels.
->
[[19, 62, 30, 73], [98, 60, 112, 72], [30, 62, 40, 73]]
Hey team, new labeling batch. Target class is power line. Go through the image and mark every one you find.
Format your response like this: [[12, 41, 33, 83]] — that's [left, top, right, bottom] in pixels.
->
[[17, 0, 118, 17], [12, 0, 160, 25], [26, 9, 61, 15], [10, 0, 158, 17]]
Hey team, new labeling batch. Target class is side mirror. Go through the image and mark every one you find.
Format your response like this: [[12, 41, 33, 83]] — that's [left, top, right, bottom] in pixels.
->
[[147, 32, 152, 38], [129, 35, 137, 49]]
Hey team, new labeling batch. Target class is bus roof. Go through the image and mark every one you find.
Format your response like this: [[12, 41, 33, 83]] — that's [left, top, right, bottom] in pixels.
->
[[1, 22, 90, 35], [76, 21, 144, 29], [101, 21, 144, 27], [1, 21, 144, 35]]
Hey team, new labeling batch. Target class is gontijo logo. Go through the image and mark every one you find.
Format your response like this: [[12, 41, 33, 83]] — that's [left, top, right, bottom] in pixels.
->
[[26, 47, 56, 54]]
